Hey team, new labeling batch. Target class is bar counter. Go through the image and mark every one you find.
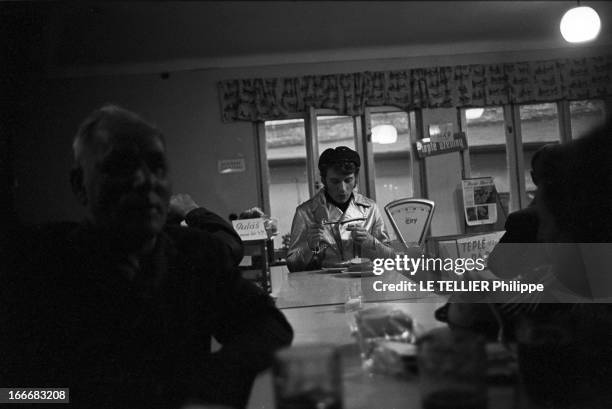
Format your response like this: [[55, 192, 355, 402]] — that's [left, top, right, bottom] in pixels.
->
[[246, 266, 518, 409]]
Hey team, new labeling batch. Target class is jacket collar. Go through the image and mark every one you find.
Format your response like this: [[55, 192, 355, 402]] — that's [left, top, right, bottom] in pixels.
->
[[352, 192, 372, 207], [314, 189, 371, 208]]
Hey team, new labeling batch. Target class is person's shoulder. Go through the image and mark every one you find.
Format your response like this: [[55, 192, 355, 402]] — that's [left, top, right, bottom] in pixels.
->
[[299, 192, 322, 207], [353, 192, 377, 207], [505, 206, 538, 225], [164, 225, 235, 271], [295, 191, 324, 212], [500, 207, 539, 243]]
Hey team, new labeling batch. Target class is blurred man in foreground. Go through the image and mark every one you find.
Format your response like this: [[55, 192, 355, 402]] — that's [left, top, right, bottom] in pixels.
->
[[0, 105, 292, 409]]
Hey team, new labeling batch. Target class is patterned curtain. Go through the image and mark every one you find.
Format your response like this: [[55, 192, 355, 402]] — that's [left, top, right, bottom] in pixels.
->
[[218, 55, 612, 122]]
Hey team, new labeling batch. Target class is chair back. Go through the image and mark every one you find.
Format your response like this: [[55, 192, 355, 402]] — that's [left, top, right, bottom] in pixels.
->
[[384, 198, 435, 248]]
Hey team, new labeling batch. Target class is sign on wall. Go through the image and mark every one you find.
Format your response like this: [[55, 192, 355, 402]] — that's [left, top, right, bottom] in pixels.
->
[[232, 218, 268, 241], [437, 231, 505, 260], [218, 158, 246, 174], [415, 132, 467, 158]]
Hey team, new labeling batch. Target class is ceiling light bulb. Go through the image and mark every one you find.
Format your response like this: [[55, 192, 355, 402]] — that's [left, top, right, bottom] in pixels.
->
[[371, 125, 398, 144], [465, 108, 485, 120], [560, 6, 601, 43]]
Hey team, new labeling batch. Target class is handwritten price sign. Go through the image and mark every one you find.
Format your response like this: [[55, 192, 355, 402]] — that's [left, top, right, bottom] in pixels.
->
[[232, 218, 268, 241]]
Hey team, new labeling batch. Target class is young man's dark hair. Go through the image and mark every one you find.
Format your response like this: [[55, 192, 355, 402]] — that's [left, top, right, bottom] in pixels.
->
[[318, 146, 361, 179]]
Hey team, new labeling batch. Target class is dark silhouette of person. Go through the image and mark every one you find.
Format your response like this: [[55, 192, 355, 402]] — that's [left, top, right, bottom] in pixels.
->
[[0, 105, 292, 409]]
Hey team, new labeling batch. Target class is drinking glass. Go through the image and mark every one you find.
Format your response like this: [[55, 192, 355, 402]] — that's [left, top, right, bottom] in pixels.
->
[[353, 304, 414, 371], [265, 217, 279, 238], [344, 281, 363, 335], [273, 344, 343, 409], [417, 327, 487, 409]]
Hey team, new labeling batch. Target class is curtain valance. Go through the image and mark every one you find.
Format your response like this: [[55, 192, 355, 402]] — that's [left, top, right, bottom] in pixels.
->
[[218, 55, 612, 123]]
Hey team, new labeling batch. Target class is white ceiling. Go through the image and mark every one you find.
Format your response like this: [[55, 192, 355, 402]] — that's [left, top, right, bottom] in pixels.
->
[[28, 1, 612, 71]]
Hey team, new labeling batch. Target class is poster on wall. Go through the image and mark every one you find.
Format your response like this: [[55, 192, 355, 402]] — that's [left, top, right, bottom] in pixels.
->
[[461, 177, 498, 226]]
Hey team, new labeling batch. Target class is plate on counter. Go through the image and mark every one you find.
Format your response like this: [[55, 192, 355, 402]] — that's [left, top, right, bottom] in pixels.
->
[[338, 270, 377, 278], [322, 261, 351, 268], [318, 267, 348, 274]]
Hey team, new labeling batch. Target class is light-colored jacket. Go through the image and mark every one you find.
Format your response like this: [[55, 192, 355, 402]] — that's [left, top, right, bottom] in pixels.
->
[[286, 190, 395, 272]]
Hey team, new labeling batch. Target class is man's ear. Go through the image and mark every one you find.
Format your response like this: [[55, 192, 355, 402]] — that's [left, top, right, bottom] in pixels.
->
[[70, 166, 88, 205]]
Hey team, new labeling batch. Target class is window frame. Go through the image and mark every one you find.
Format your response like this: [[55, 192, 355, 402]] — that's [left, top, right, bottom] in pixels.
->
[[258, 96, 609, 243], [460, 98, 610, 214], [259, 107, 421, 243]]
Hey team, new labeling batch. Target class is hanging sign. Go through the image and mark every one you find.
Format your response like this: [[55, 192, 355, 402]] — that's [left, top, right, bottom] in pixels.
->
[[415, 132, 467, 158]]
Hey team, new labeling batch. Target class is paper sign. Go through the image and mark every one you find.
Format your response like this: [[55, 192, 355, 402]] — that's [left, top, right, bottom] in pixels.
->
[[455, 231, 505, 260], [218, 158, 246, 174], [232, 218, 268, 241], [436, 231, 505, 280]]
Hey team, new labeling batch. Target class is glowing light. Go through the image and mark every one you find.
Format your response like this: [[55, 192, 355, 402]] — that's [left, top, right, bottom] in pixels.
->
[[560, 6, 601, 43], [372, 124, 398, 144], [465, 108, 485, 120]]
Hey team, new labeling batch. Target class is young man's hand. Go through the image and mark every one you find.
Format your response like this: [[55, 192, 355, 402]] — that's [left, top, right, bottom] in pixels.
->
[[307, 224, 325, 250], [346, 225, 373, 244]]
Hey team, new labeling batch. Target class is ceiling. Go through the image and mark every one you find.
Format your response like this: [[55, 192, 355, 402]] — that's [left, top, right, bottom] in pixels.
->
[[6, 1, 612, 72]]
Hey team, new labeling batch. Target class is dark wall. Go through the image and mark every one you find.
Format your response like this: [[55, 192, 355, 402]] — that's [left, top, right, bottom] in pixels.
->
[[1, 3, 49, 229]]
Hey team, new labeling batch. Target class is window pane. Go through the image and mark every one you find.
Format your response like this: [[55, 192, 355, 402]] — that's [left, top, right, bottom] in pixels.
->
[[520, 103, 560, 199], [570, 99, 606, 139], [370, 111, 413, 241], [317, 115, 356, 154], [265, 119, 308, 249], [464, 107, 509, 214]]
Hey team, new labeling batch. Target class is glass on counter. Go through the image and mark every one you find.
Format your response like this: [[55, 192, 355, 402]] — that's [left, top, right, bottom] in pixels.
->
[[417, 327, 487, 409], [351, 304, 416, 376], [273, 344, 343, 409], [344, 281, 363, 335], [264, 217, 279, 238]]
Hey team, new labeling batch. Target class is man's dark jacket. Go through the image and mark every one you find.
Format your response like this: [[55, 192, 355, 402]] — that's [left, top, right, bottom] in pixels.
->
[[0, 221, 292, 409], [498, 205, 539, 245]]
